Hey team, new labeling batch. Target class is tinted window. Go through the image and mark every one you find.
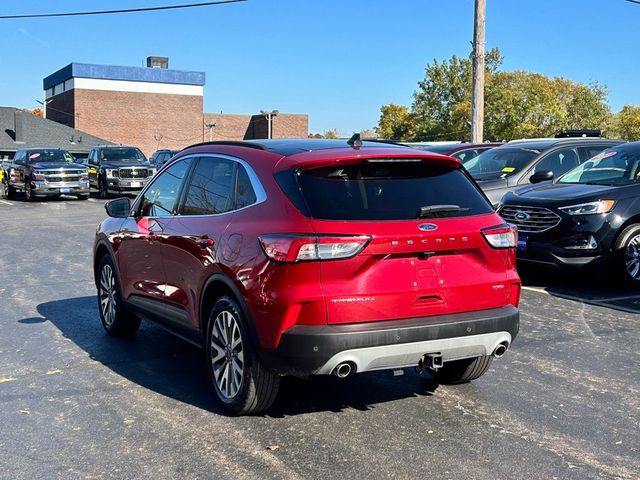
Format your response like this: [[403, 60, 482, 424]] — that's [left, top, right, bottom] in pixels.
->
[[560, 146, 640, 186], [465, 148, 540, 178], [235, 165, 257, 209], [139, 158, 192, 217], [452, 148, 483, 163], [182, 157, 235, 215], [534, 147, 580, 177], [100, 147, 147, 163], [293, 161, 492, 220]]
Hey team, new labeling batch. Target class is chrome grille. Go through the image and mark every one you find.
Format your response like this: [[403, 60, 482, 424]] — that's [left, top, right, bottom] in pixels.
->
[[119, 168, 149, 179], [498, 205, 561, 233]]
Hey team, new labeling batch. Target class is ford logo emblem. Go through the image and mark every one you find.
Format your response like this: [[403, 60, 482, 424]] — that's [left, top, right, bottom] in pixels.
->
[[418, 223, 438, 232], [514, 211, 530, 221]]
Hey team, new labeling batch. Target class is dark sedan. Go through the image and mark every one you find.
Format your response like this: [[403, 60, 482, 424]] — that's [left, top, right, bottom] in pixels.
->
[[499, 142, 640, 283]]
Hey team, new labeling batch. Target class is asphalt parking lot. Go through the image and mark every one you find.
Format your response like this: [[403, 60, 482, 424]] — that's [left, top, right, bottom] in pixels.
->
[[1, 194, 639, 480]]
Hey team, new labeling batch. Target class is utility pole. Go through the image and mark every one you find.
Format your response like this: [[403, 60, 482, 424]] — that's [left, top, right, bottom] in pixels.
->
[[205, 121, 216, 141], [471, 0, 486, 143], [260, 110, 279, 139]]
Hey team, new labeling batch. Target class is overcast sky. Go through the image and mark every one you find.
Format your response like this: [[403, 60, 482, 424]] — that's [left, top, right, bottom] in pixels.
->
[[1, 0, 639, 135]]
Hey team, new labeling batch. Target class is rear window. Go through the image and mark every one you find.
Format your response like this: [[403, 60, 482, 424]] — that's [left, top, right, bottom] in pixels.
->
[[281, 160, 492, 220]]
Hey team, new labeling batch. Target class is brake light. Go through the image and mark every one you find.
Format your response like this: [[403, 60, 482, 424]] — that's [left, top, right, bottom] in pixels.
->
[[259, 234, 371, 263], [481, 224, 517, 249]]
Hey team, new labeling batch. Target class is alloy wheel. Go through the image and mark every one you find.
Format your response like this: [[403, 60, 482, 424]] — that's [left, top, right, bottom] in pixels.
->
[[624, 234, 640, 280], [210, 310, 244, 399], [99, 264, 117, 326]]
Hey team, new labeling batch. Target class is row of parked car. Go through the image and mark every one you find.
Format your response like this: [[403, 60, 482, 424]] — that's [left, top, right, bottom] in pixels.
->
[[415, 133, 640, 284], [0, 145, 178, 201]]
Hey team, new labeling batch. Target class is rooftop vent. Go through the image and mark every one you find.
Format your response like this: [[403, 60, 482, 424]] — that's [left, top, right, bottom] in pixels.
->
[[147, 56, 168, 69]]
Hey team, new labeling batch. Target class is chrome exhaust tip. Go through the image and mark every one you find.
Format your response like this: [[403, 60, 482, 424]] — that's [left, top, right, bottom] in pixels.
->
[[332, 362, 353, 378], [493, 342, 508, 358]]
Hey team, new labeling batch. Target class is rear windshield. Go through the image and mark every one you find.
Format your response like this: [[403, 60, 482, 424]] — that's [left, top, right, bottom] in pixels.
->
[[281, 160, 493, 220]]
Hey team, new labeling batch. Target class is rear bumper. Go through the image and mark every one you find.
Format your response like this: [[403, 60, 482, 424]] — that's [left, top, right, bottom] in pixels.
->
[[262, 306, 519, 376]]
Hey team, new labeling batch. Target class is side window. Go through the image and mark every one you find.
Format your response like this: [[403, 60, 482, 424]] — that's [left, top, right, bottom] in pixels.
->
[[451, 149, 480, 163], [579, 146, 610, 162], [139, 158, 193, 217], [533, 147, 580, 178], [235, 164, 257, 209], [182, 157, 235, 215]]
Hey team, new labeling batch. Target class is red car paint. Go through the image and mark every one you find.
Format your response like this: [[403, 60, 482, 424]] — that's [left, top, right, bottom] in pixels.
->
[[95, 140, 520, 371]]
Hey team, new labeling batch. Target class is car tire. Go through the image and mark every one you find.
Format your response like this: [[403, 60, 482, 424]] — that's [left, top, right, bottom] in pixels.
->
[[25, 180, 34, 201], [614, 224, 640, 284], [96, 255, 141, 337], [6, 184, 16, 199], [98, 178, 109, 199], [205, 296, 280, 415], [78, 194, 90, 200], [431, 355, 493, 385]]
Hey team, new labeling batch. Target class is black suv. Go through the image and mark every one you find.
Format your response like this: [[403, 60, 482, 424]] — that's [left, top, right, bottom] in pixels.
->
[[86, 145, 156, 198], [499, 142, 640, 283], [1, 148, 89, 201], [466, 138, 623, 206], [150, 149, 180, 167]]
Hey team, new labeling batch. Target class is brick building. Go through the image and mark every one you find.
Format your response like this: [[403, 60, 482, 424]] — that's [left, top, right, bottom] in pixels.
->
[[203, 113, 309, 141], [43, 62, 205, 156], [43, 60, 309, 156]]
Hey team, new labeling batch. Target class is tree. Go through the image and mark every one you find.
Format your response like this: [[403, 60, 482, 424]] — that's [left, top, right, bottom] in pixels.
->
[[389, 48, 611, 142], [31, 108, 43, 118], [411, 48, 503, 141], [359, 128, 379, 139], [322, 128, 340, 139], [609, 105, 640, 140], [377, 104, 414, 140]]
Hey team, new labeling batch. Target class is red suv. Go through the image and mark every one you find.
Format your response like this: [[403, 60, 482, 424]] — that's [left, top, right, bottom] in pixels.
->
[[93, 139, 520, 414]]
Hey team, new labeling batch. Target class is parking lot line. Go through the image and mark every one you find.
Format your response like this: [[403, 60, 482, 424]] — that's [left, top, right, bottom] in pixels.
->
[[521, 286, 549, 295], [0, 199, 14, 206]]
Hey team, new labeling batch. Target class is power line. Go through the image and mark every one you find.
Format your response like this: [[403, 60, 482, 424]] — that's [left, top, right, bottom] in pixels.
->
[[0, 0, 247, 20]]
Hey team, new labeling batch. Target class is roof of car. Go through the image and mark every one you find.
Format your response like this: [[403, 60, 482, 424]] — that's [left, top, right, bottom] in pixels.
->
[[501, 138, 621, 151], [189, 139, 414, 157]]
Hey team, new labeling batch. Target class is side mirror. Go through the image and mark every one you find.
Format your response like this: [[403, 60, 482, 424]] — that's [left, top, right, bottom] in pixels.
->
[[529, 170, 554, 184], [105, 197, 131, 218]]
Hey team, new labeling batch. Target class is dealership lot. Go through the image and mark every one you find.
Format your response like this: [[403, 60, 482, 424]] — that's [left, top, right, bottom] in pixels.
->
[[0, 197, 638, 479]]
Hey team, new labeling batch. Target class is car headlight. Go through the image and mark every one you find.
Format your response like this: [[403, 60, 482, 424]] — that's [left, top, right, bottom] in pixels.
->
[[105, 169, 119, 178], [559, 200, 615, 215]]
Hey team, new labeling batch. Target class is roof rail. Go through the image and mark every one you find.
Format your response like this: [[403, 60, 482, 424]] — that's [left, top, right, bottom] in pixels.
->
[[555, 129, 602, 138], [184, 141, 267, 151]]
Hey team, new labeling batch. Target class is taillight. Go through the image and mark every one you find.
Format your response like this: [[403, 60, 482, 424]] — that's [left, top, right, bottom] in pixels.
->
[[481, 224, 517, 249], [259, 234, 371, 263]]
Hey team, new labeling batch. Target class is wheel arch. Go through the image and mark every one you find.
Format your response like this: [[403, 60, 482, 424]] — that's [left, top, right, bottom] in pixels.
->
[[199, 273, 260, 349], [93, 239, 119, 287], [612, 217, 640, 252]]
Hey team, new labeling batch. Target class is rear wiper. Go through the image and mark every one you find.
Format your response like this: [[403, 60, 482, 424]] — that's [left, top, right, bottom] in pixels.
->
[[417, 204, 470, 218]]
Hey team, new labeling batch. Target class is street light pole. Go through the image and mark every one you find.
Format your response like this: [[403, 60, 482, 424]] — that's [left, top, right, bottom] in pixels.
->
[[471, 0, 486, 143], [205, 121, 216, 141], [260, 110, 279, 139]]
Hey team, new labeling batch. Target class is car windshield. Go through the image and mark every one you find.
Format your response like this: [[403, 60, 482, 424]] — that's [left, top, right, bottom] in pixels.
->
[[559, 146, 640, 186], [27, 149, 73, 163], [293, 160, 493, 220], [100, 147, 146, 162], [465, 148, 540, 178]]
